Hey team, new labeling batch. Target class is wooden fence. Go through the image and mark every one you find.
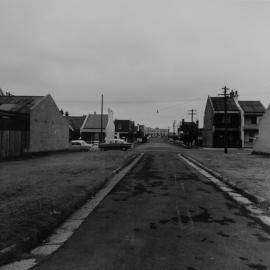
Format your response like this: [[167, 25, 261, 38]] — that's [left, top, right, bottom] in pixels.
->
[[0, 130, 29, 160]]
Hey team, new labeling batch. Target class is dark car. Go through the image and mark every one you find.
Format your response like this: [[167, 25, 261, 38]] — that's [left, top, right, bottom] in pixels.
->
[[99, 139, 132, 151]]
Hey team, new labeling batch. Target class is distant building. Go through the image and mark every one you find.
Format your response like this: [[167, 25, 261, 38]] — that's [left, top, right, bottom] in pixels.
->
[[65, 115, 86, 141], [203, 93, 265, 148], [0, 94, 69, 159], [114, 119, 135, 142], [80, 112, 108, 142], [179, 119, 199, 146]]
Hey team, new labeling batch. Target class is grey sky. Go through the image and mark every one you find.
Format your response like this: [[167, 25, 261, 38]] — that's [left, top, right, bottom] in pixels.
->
[[1, 0, 270, 129]]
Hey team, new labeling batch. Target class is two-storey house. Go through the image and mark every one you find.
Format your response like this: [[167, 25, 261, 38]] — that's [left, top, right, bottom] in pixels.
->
[[203, 94, 265, 148], [238, 101, 265, 147], [203, 96, 242, 148]]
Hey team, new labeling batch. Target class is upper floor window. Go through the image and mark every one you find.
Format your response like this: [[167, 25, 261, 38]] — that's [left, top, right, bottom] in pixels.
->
[[250, 116, 257, 124]]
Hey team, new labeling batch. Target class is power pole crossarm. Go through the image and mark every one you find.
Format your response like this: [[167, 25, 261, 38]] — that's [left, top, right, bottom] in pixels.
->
[[188, 109, 197, 123]]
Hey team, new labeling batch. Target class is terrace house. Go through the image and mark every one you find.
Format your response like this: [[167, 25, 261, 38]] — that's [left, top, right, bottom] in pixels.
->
[[203, 96, 242, 148], [203, 94, 265, 148], [238, 101, 265, 147]]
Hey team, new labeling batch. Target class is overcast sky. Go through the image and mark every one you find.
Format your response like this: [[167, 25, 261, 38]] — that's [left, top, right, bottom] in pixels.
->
[[1, 0, 270, 129]]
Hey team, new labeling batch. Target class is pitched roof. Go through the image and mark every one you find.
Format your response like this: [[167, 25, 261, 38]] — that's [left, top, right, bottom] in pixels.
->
[[83, 114, 108, 129], [238, 101, 265, 113], [0, 96, 44, 114], [65, 116, 86, 130], [210, 97, 239, 111]]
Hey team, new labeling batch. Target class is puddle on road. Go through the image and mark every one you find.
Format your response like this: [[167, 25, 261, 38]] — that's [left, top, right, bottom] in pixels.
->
[[187, 267, 198, 270], [149, 180, 164, 187], [158, 208, 235, 226], [132, 183, 153, 197], [196, 187, 211, 194], [247, 263, 267, 270], [112, 198, 129, 202], [217, 231, 230, 238], [149, 222, 157, 230]]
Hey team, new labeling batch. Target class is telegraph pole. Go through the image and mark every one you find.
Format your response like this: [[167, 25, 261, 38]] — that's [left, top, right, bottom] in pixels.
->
[[188, 109, 197, 123], [219, 86, 230, 154], [100, 94, 103, 143]]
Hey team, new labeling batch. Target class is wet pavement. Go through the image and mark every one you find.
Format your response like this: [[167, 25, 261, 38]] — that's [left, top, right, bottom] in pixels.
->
[[34, 140, 270, 270]]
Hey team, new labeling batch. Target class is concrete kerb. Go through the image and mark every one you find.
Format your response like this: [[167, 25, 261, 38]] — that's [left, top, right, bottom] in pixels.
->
[[0, 152, 144, 269], [179, 153, 270, 232], [180, 153, 267, 205]]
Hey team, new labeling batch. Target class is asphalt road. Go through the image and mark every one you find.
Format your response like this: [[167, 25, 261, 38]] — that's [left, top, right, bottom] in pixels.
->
[[34, 139, 270, 270]]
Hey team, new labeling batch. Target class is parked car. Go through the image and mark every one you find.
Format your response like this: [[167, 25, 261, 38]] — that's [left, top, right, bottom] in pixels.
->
[[99, 139, 132, 151], [70, 140, 93, 152]]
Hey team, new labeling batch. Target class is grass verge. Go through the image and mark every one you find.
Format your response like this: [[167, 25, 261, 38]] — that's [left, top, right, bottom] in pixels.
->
[[0, 150, 136, 263], [180, 148, 270, 208]]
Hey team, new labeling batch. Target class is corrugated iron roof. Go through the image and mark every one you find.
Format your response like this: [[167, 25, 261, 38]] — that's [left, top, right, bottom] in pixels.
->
[[210, 97, 239, 111], [65, 116, 86, 130], [0, 96, 44, 114], [238, 101, 265, 113], [83, 114, 108, 129]]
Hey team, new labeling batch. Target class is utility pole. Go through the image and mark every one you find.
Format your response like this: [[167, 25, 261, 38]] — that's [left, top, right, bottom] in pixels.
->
[[100, 94, 103, 143], [219, 86, 230, 154], [188, 109, 197, 123]]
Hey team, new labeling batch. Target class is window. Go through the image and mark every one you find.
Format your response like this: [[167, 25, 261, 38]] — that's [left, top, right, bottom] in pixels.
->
[[250, 116, 257, 124]]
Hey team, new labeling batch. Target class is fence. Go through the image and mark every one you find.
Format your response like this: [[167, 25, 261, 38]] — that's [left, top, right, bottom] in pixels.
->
[[0, 130, 29, 160]]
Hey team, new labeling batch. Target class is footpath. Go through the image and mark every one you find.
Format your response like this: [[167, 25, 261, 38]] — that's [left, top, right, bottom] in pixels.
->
[[179, 147, 270, 211]]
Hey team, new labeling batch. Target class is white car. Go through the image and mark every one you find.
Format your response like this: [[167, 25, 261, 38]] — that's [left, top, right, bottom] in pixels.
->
[[70, 140, 93, 152]]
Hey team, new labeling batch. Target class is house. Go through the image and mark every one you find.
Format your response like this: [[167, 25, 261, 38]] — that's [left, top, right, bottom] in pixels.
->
[[179, 119, 199, 146], [114, 119, 135, 142], [203, 93, 265, 148], [65, 115, 86, 141], [80, 112, 108, 143], [238, 101, 265, 147], [0, 94, 69, 159], [203, 96, 242, 148], [253, 104, 270, 154]]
